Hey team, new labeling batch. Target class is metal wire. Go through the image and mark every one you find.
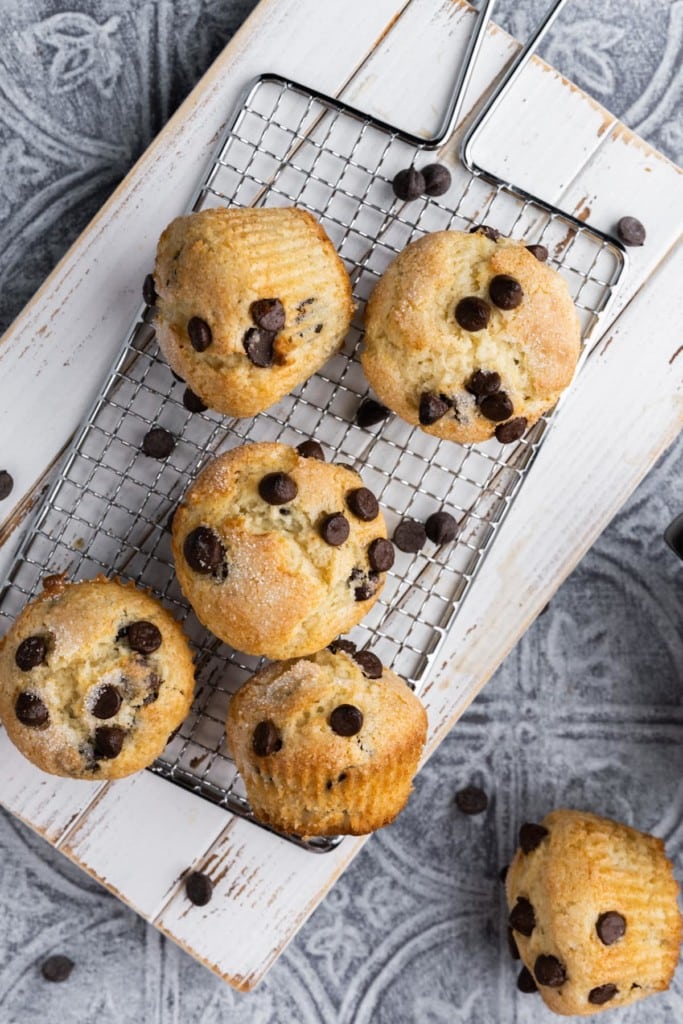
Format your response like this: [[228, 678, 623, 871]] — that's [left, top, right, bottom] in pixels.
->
[[0, 63, 624, 853]]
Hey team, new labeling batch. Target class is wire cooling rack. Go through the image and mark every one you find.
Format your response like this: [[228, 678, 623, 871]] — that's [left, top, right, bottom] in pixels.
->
[[0, 1, 625, 852]]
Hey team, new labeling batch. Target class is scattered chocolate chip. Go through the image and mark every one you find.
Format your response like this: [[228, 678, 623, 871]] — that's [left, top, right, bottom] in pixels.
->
[[517, 967, 538, 994], [419, 391, 451, 426], [188, 316, 212, 351], [184, 526, 226, 575], [94, 725, 125, 760], [393, 166, 425, 201], [351, 568, 381, 601], [455, 785, 488, 815], [617, 216, 646, 247], [142, 274, 157, 307], [297, 440, 325, 461], [357, 398, 390, 428], [466, 369, 501, 397], [185, 871, 213, 907], [41, 955, 74, 983], [499, 864, 509, 884], [589, 984, 618, 1006], [509, 897, 536, 937], [534, 955, 566, 988], [469, 225, 500, 242], [92, 685, 122, 720], [479, 391, 513, 422], [0, 470, 14, 500], [422, 163, 451, 196], [347, 487, 379, 521], [425, 511, 457, 545], [519, 823, 549, 853], [526, 243, 548, 262], [259, 472, 298, 505], [142, 427, 176, 459], [596, 911, 626, 946], [15, 692, 49, 728], [455, 296, 491, 331], [489, 274, 524, 310], [496, 417, 527, 444], [507, 927, 520, 960], [15, 636, 48, 671], [126, 620, 162, 654], [243, 327, 275, 367], [321, 513, 350, 546], [328, 638, 357, 656], [393, 520, 427, 553], [353, 650, 383, 679], [253, 720, 282, 756], [329, 704, 363, 736], [250, 298, 285, 333], [183, 387, 207, 413], [368, 537, 395, 572]]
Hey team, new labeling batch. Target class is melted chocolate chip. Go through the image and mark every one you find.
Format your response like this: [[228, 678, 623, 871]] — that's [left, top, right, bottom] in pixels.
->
[[509, 897, 536, 937], [188, 317, 212, 351], [143, 673, 161, 705], [329, 704, 363, 736], [419, 392, 451, 426], [258, 472, 298, 505], [357, 398, 390, 428], [94, 726, 125, 760], [347, 487, 379, 521], [185, 871, 214, 907], [297, 440, 325, 461], [469, 225, 500, 242], [41, 955, 74, 983], [92, 685, 122, 720], [526, 243, 548, 262], [126, 621, 162, 654], [455, 296, 491, 331], [15, 636, 48, 671], [479, 391, 513, 422], [183, 526, 226, 575], [422, 163, 451, 197], [489, 274, 524, 310], [454, 785, 488, 815], [519, 823, 549, 853], [368, 537, 395, 572], [0, 470, 14, 500], [393, 167, 425, 201], [253, 720, 282, 756], [353, 650, 382, 679], [596, 911, 626, 946], [328, 638, 357, 656], [15, 692, 49, 728], [393, 520, 427, 553], [183, 387, 207, 413], [142, 427, 176, 459], [534, 955, 566, 988], [243, 327, 274, 367], [142, 274, 157, 307], [496, 417, 527, 444], [466, 369, 501, 397], [425, 511, 457, 545], [588, 984, 618, 1005], [321, 513, 350, 546], [517, 967, 538, 994], [617, 216, 646, 247], [250, 298, 285, 333]]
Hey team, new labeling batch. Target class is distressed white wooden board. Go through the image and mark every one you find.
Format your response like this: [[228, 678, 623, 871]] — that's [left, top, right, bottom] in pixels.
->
[[0, 0, 681, 991]]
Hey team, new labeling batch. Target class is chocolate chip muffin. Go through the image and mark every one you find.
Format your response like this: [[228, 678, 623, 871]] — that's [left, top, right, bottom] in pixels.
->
[[506, 809, 682, 1016], [362, 229, 581, 444], [226, 647, 427, 835], [152, 206, 354, 417], [172, 442, 392, 659], [0, 576, 195, 779]]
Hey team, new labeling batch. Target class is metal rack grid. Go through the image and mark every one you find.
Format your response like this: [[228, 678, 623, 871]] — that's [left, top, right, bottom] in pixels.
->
[[0, 50, 624, 852]]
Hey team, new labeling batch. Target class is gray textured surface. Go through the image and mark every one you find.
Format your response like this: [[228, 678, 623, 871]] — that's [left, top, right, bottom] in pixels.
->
[[1, 1, 682, 1021]]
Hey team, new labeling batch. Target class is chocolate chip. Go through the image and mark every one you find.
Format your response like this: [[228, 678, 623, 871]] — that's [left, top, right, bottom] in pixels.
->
[[499, 864, 509, 884], [422, 163, 451, 196], [94, 726, 125, 760], [143, 673, 161, 705], [0, 470, 14, 500], [329, 704, 363, 736], [185, 871, 213, 907], [15, 692, 49, 728], [589, 984, 618, 1005], [321, 513, 350, 546], [142, 427, 175, 459], [92, 685, 122, 720], [126, 620, 162, 654], [596, 911, 626, 946], [393, 520, 427, 553], [617, 216, 646, 247], [496, 417, 527, 444], [479, 391, 513, 422], [489, 275, 524, 311], [517, 967, 538, 994], [142, 274, 157, 307], [507, 927, 520, 960], [519, 823, 549, 853], [351, 568, 381, 601], [455, 296, 491, 331], [469, 225, 500, 242], [509, 897, 536, 937], [419, 392, 451, 426], [526, 243, 548, 262], [328, 638, 357, 656], [250, 298, 285, 333], [466, 369, 501, 397], [534, 955, 566, 988], [297, 440, 325, 461], [41, 955, 74, 983], [243, 327, 274, 367], [357, 398, 390, 428], [314, 323, 323, 333], [347, 487, 379, 521], [353, 650, 383, 679], [15, 636, 48, 671], [259, 472, 298, 505], [454, 785, 488, 815], [183, 387, 207, 413], [183, 526, 225, 575], [188, 316, 212, 351], [392, 167, 425, 201], [253, 720, 282, 756], [368, 537, 395, 572], [425, 511, 457, 545]]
